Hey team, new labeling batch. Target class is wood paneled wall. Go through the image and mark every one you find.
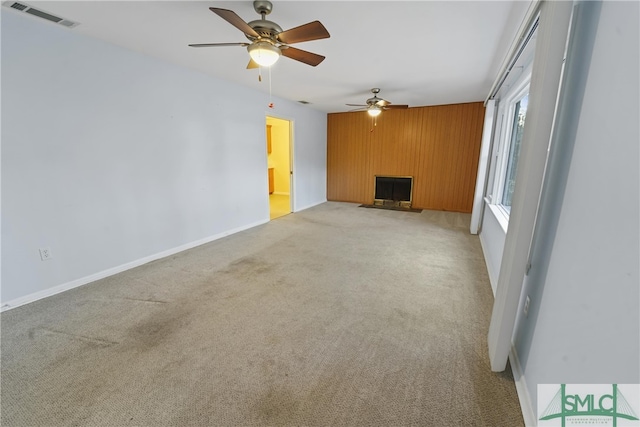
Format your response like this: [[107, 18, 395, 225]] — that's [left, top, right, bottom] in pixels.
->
[[327, 102, 485, 212]]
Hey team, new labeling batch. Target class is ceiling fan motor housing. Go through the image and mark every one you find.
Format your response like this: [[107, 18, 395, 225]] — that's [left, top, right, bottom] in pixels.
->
[[246, 19, 283, 42], [247, 1, 282, 44], [367, 89, 383, 106]]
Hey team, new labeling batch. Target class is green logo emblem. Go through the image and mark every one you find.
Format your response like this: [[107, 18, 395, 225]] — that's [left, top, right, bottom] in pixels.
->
[[539, 384, 639, 427]]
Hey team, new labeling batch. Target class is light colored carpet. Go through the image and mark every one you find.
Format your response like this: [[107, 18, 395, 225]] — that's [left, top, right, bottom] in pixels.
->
[[1, 202, 523, 426]]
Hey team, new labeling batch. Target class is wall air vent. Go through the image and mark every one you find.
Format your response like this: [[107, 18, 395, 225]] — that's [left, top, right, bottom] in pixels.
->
[[2, 1, 79, 28]]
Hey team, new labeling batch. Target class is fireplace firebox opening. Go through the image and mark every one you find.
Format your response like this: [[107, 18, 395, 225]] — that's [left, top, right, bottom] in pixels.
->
[[374, 176, 413, 208]]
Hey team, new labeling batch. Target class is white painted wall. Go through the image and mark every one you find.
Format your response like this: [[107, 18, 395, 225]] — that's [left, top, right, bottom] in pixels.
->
[[478, 204, 506, 295], [1, 11, 326, 305], [510, 0, 639, 417], [287, 113, 327, 212]]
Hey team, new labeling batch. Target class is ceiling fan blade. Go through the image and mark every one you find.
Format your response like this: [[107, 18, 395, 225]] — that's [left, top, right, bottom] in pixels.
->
[[346, 104, 367, 107], [385, 104, 409, 109], [375, 99, 390, 107], [209, 7, 260, 38], [277, 21, 330, 44], [281, 46, 325, 66], [188, 43, 249, 48], [348, 107, 367, 112], [247, 59, 259, 69]]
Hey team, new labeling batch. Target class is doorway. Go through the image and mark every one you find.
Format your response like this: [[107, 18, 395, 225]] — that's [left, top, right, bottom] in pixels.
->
[[266, 116, 292, 220]]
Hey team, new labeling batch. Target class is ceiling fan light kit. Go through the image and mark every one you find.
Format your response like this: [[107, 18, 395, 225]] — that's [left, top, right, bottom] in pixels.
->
[[367, 106, 382, 117], [189, 1, 330, 69], [248, 41, 281, 67]]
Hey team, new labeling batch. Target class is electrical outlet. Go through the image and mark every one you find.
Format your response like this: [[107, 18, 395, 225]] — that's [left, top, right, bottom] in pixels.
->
[[39, 247, 52, 261], [523, 295, 531, 317]]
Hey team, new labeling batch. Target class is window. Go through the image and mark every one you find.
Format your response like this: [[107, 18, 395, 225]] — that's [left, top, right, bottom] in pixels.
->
[[479, 14, 538, 228], [501, 93, 529, 212], [479, 15, 538, 230], [486, 72, 531, 224]]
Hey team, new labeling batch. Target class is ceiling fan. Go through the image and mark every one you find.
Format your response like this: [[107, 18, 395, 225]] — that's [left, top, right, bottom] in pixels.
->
[[347, 88, 409, 117], [189, 1, 330, 68]]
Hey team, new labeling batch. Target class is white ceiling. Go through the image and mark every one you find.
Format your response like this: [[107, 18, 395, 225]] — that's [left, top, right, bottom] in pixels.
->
[[21, 1, 530, 113]]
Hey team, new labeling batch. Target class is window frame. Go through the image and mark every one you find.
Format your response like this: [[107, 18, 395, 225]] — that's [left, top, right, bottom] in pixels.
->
[[486, 64, 533, 224]]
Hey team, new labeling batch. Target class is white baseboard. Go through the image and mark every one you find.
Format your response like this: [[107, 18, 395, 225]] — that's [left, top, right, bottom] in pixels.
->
[[294, 199, 326, 213], [0, 219, 269, 312], [509, 345, 536, 427]]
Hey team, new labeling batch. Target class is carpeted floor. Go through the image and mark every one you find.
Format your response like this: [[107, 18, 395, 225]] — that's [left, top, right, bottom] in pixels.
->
[[0, 202, 523, 426]]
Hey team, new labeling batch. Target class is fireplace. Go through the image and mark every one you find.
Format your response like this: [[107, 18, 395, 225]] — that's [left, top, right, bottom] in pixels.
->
[[374, 176, 413, 208]]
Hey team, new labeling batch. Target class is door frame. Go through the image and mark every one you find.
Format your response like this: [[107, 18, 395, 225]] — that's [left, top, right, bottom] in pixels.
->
[[265, 114, 294, 214]]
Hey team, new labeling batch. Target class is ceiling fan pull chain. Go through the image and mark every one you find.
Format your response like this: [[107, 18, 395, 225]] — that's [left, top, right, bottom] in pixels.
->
[[370, 115, 378, 132], [268, 66, 274, 109]]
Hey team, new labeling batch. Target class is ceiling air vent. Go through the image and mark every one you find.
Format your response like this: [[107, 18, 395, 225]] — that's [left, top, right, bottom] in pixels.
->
[[3, 1, 79, 28], [9, 1, 27, 11], [58, 20, 77, 28]]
